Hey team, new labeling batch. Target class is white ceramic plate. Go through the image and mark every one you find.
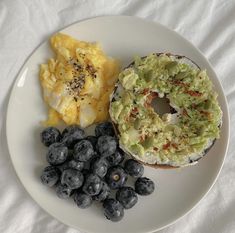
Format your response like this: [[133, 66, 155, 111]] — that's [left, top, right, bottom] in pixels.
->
[[6, 16, 229, 233]]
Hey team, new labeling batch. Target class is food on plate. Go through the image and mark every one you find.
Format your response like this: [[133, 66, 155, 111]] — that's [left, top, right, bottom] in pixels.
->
[[41, 127, 61, 147], [96, 135, 117, 157], [95, 121, 115, 137], [91, 157, 109, 178], [124, 159, 144, 178], [135, 177, 155, 195], [110, 53, 222, 168], [106, 149, 125, 166], [82, 173, 103, 196], [73, 140, 94, 162], [46, 143, 68, 165], [56, 183, 73, 199], [40, 33, 120, 127], [61, 125, 85, 148], [67, 160, 84, 171], [39, 122, 155, 222], [40, 166, 60, 187], [74, 191, 93, 209], [116, 187, 138, 209], [61, 168, 84, 189], [103, 198, 124, 222], [105, 166, 127, 190], [93, 181, 110, 202]]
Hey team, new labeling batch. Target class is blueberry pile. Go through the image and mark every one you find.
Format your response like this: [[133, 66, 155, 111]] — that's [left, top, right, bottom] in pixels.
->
[[40, 122, 155, 222]]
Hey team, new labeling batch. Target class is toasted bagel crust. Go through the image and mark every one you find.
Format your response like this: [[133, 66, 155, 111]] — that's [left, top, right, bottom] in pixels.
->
[[110, 53, 221, 169]]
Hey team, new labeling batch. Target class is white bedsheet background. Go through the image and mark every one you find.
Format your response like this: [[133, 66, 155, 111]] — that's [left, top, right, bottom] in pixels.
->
[[0, 0, 234, 232]]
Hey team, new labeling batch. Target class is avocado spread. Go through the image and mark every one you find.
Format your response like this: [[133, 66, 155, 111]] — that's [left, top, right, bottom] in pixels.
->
[[110, 54, 222, 167]]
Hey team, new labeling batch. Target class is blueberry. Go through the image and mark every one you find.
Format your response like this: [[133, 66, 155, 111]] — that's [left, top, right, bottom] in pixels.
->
[[82, 174, 102, 196], [116, 187, 138, 209], [74, 140, 94, 162], [61, 169, 84, 189], [93, 181, 110, 202], [67, 160, 84, 171], [40, 166, 60, 187], [91, 157, 108, 178], [96, 136, 117, 157], [74, 191, 92, 209], [105, 166, 127, 189], [86, 136, 98, 148], [135, 177, 155, 195], [46, 143, 68, 165], [56, 183, 73, 199], [106, 149, 125, 166], [124, 159, 144, 178], [95, 122, 115, 137], [41, 127, 61, 147], [103, 198, 124, 222], [61, 125, 85, 148]]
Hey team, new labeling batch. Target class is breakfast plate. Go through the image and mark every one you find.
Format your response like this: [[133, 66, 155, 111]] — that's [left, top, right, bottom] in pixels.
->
[[6, 16, 229, 233]]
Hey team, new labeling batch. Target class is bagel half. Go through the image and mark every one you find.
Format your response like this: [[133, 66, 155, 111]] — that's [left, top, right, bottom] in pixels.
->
[[109, 53, 222, 168]]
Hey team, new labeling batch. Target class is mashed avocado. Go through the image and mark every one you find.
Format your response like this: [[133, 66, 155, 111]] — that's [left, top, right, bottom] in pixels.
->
[[110, 54, 222, 167]]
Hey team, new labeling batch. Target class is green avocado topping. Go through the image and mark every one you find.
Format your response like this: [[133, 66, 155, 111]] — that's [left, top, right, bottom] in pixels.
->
[[110, 54, 222, 166]]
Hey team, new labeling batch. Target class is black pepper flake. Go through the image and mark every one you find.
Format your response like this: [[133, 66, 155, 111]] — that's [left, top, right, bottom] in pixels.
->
[[79, 53, 85, 58], [67, 74, 85, 97], [86, 63, 97, 79], [65, 55, 99, 98]]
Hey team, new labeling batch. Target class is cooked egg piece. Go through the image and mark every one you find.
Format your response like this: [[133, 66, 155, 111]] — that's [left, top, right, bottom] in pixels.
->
[[40, 33, 120, 128]]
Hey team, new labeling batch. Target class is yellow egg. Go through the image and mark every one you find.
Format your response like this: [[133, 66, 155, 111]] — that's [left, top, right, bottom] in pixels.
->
[[40, 33, 120, 128]]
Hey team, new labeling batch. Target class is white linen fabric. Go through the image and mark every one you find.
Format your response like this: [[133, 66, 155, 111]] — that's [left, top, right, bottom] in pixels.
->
[[0, 0, 234, 232]]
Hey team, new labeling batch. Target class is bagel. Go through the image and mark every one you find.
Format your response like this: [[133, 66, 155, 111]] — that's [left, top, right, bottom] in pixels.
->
[[109, 53, 222, 168]]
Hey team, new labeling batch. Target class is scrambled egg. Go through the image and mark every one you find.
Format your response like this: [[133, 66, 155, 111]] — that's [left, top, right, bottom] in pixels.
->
[[40, 33, 120, 128]]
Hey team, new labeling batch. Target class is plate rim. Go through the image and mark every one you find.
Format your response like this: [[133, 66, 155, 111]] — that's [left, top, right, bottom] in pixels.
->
[[6, 15, 230, 233]]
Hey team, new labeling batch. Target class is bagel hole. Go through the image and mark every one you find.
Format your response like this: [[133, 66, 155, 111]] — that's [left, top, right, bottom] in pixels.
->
[[151, 96, 172, 116]]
